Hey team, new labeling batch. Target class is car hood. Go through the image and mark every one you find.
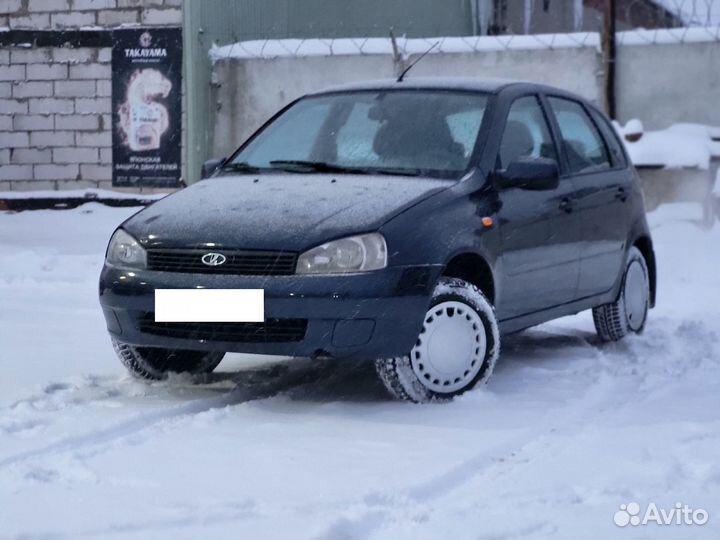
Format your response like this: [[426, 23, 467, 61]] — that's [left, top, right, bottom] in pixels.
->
[[123, 174, 452, 251]]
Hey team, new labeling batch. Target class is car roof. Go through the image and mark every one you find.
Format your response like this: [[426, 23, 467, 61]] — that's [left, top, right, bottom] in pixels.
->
[[310, 77, 524, 95], [307, 77, 593, 111]]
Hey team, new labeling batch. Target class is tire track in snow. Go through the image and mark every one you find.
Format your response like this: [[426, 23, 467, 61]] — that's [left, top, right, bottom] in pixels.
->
[[0, 360, 336, 470], [312, 324, 715, 539], [0, 394, 235, 469]]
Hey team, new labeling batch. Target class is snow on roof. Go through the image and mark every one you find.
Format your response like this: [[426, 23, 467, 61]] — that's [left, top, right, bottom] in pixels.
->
[[652, 0, 720, 26], [312, 77, 520, 94], [617, 121, 718, 169]]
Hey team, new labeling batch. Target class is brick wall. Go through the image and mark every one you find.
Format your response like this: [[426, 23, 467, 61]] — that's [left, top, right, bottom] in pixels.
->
[[0, 0, 182, 193]]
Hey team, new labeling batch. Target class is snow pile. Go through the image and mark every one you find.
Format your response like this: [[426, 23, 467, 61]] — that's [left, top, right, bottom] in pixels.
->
[[615, 119, 718, 169], [668, 123, 720, 158], [1, 203, 719, 539], [616, 25, 720, 45], [0, 188, 171, 200]]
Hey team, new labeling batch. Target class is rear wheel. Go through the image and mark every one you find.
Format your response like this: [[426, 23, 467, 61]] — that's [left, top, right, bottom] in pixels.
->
[[592, 246, 650, 342], [112, 340, 225, 381], [375, 277, 500, 403]]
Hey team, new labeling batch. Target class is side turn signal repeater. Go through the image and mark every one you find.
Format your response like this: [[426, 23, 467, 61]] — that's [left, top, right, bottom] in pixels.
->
[[481, 216, 494, 228]]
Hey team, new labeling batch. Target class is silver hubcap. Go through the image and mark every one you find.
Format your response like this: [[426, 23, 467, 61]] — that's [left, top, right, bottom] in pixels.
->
[[410, 301, 487, 394], [624, 259, 648, 331]]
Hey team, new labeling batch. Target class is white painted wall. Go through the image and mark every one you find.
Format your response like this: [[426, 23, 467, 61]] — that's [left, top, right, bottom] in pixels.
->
[[615, 40, 720, 128]]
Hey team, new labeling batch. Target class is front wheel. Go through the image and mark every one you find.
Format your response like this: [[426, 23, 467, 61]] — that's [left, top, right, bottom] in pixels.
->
[[592, 246, 650, 342], [112, 340, 225, 381], [375, 277, 500, 403]]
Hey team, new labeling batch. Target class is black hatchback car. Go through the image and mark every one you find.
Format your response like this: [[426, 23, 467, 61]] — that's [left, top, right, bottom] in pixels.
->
[[100, 78, 656, 402]]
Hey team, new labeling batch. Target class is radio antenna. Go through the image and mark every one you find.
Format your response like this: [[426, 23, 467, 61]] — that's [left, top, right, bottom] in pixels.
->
[[396, 41, 440, 82]]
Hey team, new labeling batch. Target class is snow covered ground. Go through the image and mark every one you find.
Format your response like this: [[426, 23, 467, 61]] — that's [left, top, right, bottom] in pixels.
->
[[1, 202, 718, 540]]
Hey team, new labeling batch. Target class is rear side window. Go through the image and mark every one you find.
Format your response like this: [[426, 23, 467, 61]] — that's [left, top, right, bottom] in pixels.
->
[[589, 108, 627, 168], [548, 97, 611, 174]]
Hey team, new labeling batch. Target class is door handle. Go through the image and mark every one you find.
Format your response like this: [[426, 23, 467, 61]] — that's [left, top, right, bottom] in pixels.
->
[[615, 187, 628, 202], [559, 197, 573, 213]]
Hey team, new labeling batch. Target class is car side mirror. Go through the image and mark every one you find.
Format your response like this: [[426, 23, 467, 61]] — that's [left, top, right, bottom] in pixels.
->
[[201, 158, 224, 179], [493, 157, 559, 191]]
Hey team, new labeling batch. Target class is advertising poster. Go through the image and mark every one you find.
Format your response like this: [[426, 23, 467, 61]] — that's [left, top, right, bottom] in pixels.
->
[[111, 27, 182, 187]]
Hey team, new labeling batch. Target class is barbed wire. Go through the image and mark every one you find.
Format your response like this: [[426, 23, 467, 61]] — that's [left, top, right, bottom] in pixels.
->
[[210, 24, 719, 62]]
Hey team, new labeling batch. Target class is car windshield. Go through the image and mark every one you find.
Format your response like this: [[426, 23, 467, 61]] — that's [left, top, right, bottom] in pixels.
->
[[225, 90, 490, 179]]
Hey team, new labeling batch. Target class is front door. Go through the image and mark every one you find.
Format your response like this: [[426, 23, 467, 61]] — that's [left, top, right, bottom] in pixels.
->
[[494, 95, 582, 320], [546, 97, 630, 298]]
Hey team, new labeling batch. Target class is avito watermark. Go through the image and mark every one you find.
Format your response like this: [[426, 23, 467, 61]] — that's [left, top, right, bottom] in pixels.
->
[[614, 502, 709, 527]]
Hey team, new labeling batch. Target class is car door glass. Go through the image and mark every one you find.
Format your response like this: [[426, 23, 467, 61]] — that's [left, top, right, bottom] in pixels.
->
[[590, 108, 627, 168], [548, 97, 612, 174], [499, 96, 557, 170]]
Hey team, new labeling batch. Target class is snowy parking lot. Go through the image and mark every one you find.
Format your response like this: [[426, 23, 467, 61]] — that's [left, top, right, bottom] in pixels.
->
[[1, 202, 719, 539]]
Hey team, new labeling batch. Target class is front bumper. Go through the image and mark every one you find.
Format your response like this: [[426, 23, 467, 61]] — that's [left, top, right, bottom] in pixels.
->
[[99, 264, 441, 359]]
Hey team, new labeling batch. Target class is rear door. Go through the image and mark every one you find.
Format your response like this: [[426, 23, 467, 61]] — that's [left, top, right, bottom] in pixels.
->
[[545, 97, 631, 298], [494, 95, 581, 320]]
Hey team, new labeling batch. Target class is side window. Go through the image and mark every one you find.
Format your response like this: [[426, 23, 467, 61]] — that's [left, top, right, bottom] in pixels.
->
[[498, 96, 557, 170], [548, 97, 612, 174], [590, 108, 627, 168]]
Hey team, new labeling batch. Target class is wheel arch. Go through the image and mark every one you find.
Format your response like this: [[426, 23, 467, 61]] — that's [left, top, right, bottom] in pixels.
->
[[441, 252, 496, 306], [633, 235, 657, 307]]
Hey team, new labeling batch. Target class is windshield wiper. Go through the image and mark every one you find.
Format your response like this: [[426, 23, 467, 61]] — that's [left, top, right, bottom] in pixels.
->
[[270, 160, 423, 177], [269, 160, 356, 174], [220, 161, 265, 174], [369, 167, 422, 177]]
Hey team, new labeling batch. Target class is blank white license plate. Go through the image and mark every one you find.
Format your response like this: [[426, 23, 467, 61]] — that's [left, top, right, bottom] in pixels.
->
[[154, 289, 264, 323]]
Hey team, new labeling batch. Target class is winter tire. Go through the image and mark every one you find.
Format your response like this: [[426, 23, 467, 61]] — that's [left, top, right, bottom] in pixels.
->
[[375, 277, 500, 403], [592, 246, 650, 342], [112, 340, 225, 381]]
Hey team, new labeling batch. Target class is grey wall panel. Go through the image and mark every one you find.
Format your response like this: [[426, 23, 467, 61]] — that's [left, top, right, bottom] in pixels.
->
[[185, 0, 474, 183]]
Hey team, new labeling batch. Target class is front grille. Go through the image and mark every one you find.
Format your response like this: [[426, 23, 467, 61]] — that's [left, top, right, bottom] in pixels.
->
[[146, 249, 297, 275], [138, 315, 308, 343]]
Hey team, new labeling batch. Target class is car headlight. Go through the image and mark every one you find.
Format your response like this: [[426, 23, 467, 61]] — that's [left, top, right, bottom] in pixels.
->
[[106, 229, 147, 270], [296, 233, 387, 274]]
